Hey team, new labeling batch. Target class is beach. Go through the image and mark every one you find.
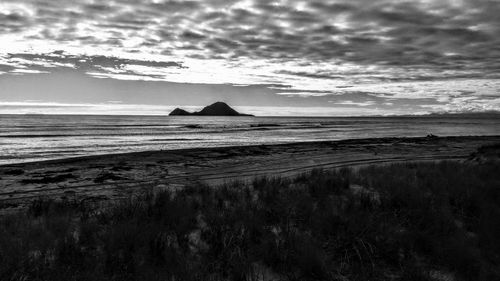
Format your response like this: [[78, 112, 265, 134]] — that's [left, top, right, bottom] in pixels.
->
[[1, 135, 499, 212], [2, 114, 499, 165]]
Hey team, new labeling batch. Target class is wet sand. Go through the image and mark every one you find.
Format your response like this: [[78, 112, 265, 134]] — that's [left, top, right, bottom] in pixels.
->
[[1, 135, 499, 211]]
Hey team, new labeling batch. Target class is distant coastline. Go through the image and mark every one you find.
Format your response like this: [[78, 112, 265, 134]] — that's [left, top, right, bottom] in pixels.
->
[[2, 110, 499, 118]]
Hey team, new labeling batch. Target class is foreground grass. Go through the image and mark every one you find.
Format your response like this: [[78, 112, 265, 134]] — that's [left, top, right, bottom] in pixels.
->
[[1, 161, 499, 281]]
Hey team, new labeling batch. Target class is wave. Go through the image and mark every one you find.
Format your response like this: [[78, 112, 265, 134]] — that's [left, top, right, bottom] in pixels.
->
[[1, 115, 498, 165], [0, 134, 81, 138]]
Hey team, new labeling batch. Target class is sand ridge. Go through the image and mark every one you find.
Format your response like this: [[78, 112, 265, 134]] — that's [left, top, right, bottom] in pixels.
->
[[1, 135, 499, 212]]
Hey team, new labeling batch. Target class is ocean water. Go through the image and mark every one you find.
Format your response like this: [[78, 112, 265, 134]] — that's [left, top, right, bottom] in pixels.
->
[[0, 114, 499, 165]]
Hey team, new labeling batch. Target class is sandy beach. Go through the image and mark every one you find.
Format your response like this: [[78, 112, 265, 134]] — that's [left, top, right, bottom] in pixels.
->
[[1, 135, 498, 212]]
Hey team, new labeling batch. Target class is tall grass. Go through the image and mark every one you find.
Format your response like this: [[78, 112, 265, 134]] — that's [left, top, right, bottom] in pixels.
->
[[1, 161, 499, 280]]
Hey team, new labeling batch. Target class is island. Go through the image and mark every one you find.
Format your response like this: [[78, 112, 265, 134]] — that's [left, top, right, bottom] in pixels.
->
[[169, 102, 254, 116]]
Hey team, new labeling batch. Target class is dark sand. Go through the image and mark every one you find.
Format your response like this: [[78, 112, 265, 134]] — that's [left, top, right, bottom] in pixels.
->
[[1, 135, 499, 211]]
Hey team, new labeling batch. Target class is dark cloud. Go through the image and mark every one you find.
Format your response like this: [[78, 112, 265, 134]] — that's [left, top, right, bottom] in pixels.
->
[[0, 10, 31, 32], [0, 64, 15, 72], [181, 30, 206, 40], [2, 0, 499, 76], [150, 0, 201, 12], [84, 3, 114, 13], [4, 52, 184, 73], [308, 2, 354, 13]]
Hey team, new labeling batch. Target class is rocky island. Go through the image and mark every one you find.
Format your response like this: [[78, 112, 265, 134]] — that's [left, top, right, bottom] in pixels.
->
[[169, 102, 254, 116]]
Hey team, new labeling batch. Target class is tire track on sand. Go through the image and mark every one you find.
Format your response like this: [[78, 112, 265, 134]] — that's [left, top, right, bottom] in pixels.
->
[[0, 154, 466, 202]]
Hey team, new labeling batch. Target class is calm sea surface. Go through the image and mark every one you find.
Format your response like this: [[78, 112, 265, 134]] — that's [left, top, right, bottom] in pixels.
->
[[0, 114, 499, 164]]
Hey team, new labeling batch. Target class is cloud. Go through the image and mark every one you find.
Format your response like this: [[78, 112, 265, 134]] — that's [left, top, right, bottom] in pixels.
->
[[0, 2, 35, 32], [3, 51, 184, 76], [334, 100, 377, 107], [0, 0, 499, 114]]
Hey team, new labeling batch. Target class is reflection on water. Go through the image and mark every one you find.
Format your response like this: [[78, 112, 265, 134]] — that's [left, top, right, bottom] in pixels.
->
[[0, 114, 499, 164]]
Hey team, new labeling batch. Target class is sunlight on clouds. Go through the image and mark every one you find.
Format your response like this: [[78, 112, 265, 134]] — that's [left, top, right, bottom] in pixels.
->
[[276, 92, 332, 97], [334, 100, 376, 107], [422, 98, 500, 113], [0, 0, 499, 114], [0, 2, 35, 17], [10, 69, 50, 74]]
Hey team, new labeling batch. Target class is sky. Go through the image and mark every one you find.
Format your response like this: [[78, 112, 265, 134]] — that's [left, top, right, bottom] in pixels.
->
[[0, 0, 499, 116]]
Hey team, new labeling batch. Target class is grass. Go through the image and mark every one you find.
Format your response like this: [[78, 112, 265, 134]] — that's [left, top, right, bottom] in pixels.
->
[[1, 160, 499, 281]]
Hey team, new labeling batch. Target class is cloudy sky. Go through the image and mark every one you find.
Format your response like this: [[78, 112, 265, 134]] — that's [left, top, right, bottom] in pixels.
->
[[0, 0, 499, 116]]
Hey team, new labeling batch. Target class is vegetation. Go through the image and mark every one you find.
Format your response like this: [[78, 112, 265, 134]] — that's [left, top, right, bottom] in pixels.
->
[[1, 161, 499, 281]]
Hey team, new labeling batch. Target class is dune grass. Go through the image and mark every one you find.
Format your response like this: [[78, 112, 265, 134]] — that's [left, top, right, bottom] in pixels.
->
[[1, 160, 499, 281]]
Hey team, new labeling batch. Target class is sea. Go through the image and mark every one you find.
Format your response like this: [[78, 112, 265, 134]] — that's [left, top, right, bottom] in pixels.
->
[[0, 114, 499, 165]]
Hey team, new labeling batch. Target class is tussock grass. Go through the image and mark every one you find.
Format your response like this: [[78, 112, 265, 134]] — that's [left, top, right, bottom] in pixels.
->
[[1, 161, 499, 280]]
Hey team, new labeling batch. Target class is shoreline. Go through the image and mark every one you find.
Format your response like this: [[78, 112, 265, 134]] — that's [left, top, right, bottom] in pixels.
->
[[1, 135, 499, 211], [2, 135, 499, 168]]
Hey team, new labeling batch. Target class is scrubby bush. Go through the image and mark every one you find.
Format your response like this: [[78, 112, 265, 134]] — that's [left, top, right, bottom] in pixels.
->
[[1, 161, 499, 280]]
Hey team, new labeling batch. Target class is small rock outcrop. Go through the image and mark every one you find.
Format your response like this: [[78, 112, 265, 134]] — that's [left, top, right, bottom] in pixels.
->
[[169, 108, 191, 116], [169, 102, 253, 116]]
